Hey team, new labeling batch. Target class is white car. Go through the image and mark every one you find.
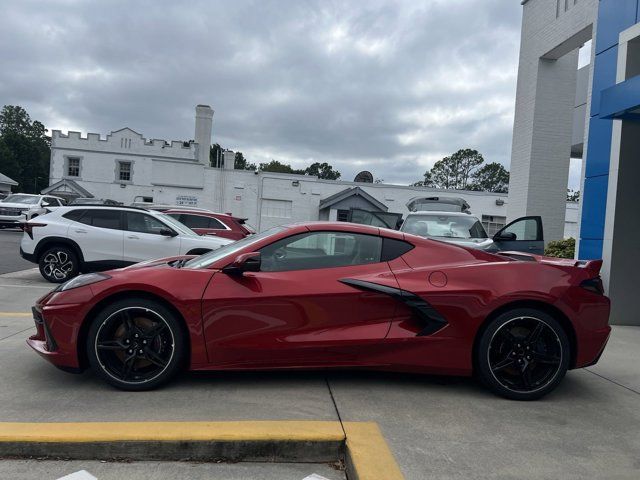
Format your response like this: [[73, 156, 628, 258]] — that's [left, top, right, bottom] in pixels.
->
[[20, 205, 232, 282], [0, 194, 66, 228]]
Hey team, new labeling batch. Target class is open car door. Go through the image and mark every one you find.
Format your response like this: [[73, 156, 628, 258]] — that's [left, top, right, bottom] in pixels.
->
[[493, 216, 544, 254], [348, 208, 403, 230]]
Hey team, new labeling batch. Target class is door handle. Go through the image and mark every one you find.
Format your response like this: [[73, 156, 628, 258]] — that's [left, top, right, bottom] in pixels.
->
[[74, 229, 87, 234], [127, 235, 139, 240]]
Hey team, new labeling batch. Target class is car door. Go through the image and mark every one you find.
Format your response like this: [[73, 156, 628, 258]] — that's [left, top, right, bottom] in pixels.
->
[[67, 209, 124, 263], [201, 229, 402, 368], [123, 211, 182, 262], [493, 216, 544, 254]]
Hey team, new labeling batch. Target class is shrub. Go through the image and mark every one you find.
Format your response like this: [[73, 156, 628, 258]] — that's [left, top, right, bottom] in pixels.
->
[[544, 237, 575, 259]]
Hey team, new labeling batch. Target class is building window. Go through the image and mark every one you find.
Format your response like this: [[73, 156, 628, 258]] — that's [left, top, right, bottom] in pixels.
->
[[67, 157, 80, 177], [118, 161, 132, 182], [481, 215, 507, 237], [336, 209, 350, 222]]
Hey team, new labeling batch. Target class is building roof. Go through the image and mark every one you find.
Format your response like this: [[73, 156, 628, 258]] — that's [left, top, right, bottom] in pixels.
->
[[0, 172, 18, 186], [318, 186, 388, 212], [41, 179, 94, 198]]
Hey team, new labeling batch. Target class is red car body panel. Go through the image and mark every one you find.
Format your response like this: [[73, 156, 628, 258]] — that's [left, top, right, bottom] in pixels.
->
[[28, 222, 611, 379], [164, 209, 253, 240]]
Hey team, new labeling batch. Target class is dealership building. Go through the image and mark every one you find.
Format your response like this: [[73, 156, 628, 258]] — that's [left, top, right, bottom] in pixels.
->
[[511, 0, 640, 324]]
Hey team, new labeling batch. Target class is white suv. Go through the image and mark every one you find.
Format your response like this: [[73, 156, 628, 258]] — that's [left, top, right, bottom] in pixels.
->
[[0, 194, 65, 228], [20, 206, 232, 282]]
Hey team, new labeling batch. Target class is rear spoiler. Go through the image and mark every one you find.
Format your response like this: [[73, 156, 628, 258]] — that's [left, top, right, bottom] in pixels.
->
[[498, 252, 603, 275]]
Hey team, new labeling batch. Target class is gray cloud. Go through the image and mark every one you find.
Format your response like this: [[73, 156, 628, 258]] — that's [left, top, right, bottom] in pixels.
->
[[0, 0, 540, 186]]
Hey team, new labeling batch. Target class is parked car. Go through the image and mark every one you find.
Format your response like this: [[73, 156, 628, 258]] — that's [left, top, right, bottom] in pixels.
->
[[27, 221, 610, 400], [0, 194, 66, 228], [19, 205, 232, 283], [70, 197, 123, 206], [399, 197, 544, 254], [165, 209, 255, 240]]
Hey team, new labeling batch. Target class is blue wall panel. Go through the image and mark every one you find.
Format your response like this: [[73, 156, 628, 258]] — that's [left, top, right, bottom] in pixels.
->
[[585, 118, 613, 177], [590, 45, 619, 117], [578, 239, 604, 260], [580, 174, 609, 240], [595, 0, 637, 54]]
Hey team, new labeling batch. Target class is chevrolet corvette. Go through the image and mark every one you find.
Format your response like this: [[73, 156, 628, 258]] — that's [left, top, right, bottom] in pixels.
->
[[28, 222, 610, 400]]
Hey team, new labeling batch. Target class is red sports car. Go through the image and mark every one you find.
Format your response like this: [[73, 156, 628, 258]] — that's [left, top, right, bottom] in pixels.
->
[[27, 222, 610, 400]]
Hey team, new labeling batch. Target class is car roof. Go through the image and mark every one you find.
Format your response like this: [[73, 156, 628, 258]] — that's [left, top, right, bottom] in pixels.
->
[[164, 208, 233, 218]]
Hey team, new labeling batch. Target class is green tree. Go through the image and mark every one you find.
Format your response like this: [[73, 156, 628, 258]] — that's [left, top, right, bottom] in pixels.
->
[[428, 149, 484, 190], [234, 152, 256, 171], [304, 162, 341, 180], [412, 171, 434, 187], [258, 160, 304, 175], [0, 105, 50, 193], [469, 162, 510, 193]]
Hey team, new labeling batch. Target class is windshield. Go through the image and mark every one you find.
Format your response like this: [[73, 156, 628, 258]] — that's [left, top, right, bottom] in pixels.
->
[[153, 212, 199, 236], [3, 194, 39, 205], [402, 214, 488, 239], [185, 226, 286, 269]]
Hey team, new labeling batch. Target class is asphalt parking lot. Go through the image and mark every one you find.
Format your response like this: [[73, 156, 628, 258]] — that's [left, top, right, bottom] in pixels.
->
[[0, 231, 639, 479]]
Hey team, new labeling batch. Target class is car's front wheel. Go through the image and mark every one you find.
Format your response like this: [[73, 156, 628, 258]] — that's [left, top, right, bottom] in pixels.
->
[[86, 298, 186, 391], [38, 246, 79, 283], [476, 308, 570, 400]]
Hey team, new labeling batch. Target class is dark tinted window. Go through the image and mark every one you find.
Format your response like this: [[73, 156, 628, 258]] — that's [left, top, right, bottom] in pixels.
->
[[260, 231, 382, 272], [63, 209, 87, 222], [207, 217, 227, 229], [180, 214, 211, 229], [76, 209, 122, 230], [381, 238, 414, 261], [126, 212, 170, 235]]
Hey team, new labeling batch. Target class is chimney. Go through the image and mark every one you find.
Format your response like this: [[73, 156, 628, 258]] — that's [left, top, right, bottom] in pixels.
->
[[194, 104, 214, 165], [223, 150, 235, 170]]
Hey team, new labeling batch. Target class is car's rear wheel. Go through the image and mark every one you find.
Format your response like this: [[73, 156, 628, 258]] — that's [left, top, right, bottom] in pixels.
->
[[476, 308, 570, 400], [38, 246, 79, 283], [86, 298, 186, 391]]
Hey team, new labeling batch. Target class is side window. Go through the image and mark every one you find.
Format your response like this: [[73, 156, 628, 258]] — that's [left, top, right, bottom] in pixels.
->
[[77, 210, 122, 230], [180, 214, 211, 229], [501, 218, 540, 241], [63, 209, 87, 222], [126, 212, 170, 235], [260, 231, 382, 272], [381, 238, 414, 261], [208, 217, 227, 230]]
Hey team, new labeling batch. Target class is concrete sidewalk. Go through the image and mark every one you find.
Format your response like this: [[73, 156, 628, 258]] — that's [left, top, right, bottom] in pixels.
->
[[1, 268, 639, 479]]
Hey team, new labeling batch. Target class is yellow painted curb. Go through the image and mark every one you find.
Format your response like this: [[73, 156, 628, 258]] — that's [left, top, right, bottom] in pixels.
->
[[0, 420, 406, 480], [344, 422, 405, 480], [0, 312, 32, 317], [0, 421, 343, 443]]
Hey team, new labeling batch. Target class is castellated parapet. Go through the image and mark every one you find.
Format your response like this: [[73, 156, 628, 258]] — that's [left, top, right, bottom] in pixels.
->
[[51, 127, 198, 161]]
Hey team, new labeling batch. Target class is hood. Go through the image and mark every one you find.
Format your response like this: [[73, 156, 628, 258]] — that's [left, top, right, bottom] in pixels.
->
[[120, 255, 195, 271], [0, 202, 36, 210]]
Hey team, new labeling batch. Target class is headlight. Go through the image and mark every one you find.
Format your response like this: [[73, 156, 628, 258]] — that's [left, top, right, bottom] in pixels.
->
[[56, 273, 111, 292]]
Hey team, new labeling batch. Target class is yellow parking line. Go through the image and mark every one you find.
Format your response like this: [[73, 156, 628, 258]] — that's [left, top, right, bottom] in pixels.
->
[[0, 420, 405, 480], [344, 422, 405, 480], [0, 312, 32, 317]]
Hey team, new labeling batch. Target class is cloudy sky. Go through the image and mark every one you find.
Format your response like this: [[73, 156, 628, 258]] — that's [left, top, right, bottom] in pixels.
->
[[0, 0, 583, 188]]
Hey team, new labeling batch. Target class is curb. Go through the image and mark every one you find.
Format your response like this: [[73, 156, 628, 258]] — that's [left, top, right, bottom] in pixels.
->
[[0, 420, 404, 480]]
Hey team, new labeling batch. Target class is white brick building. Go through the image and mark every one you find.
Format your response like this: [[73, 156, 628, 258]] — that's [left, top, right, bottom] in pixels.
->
[[44, 105, 576, 236]]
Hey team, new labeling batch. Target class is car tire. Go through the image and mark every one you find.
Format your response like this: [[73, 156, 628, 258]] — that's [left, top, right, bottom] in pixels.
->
[[38, 245, 80, 283], [86, 297, 186, 391], [476, 308, 570, 401]]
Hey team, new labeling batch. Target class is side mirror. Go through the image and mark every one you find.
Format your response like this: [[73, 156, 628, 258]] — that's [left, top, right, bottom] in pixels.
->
[[222, 252, 261, 276], [494, 231, 517, 242], [160, 228, 178, 237]]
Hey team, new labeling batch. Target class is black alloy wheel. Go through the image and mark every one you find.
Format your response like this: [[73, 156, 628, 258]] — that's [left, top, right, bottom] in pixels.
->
[[39, 246, 79, 283], [87, 298, 185, 390], [477, 308, 570, 400]]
